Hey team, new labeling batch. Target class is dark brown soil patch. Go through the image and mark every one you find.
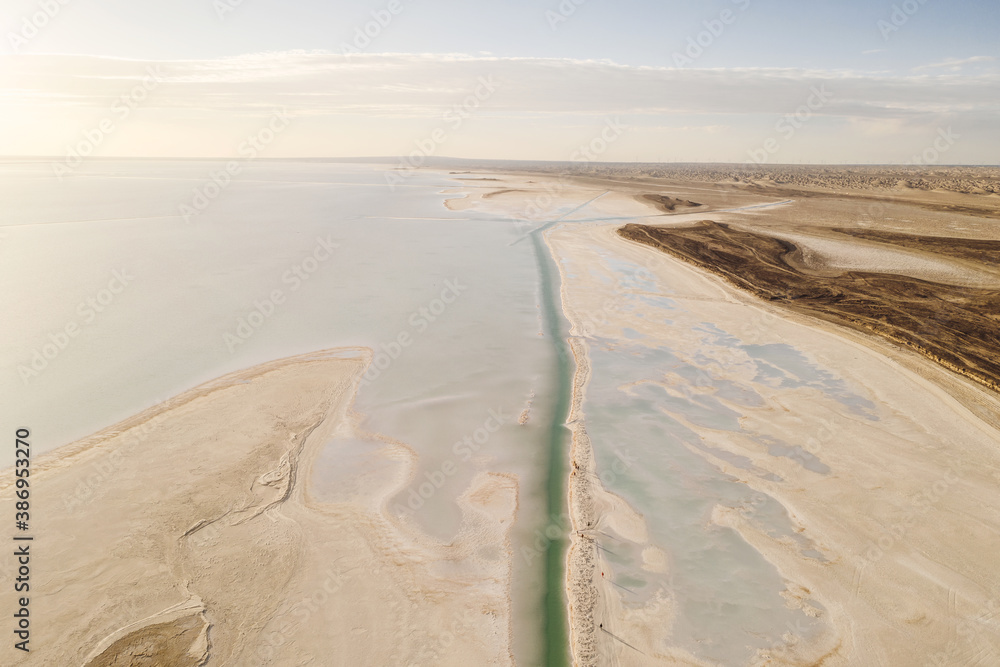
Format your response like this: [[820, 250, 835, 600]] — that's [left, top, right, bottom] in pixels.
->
[[641, 194, 703, 213], [832, 228, 1000, 266], [618, 221, 1000, 394]]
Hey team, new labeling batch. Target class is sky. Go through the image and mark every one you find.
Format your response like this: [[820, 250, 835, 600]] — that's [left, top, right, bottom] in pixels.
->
[[1, 0, 997, 163]]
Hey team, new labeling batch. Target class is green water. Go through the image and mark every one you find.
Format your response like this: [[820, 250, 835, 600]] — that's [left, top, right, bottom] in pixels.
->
[[530, 229, 573, 667]]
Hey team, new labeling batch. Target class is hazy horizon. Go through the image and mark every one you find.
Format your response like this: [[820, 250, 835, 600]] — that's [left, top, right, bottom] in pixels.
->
[[2, 155, 998, 167], [2, 1, 998, 165]]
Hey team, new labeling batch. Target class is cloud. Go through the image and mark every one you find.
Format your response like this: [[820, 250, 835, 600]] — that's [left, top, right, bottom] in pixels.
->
[[3, 51, 998, 119], [912, 56, 996, 72], [1, 52, 997, 161]]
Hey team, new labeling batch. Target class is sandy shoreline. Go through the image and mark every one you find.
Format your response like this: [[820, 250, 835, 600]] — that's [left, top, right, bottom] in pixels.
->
[[1, 348, 517, 665], [442, 170, 1000, 665], [562, 334, 704, 666], [6, 167, 1000, 665], [578, 213, 1000, 665]]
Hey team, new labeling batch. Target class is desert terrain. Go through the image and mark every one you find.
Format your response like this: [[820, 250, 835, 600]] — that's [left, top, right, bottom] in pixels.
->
[[0, 348, 517, 666], [441, 164, 1000, 665], [5, 162, 999, 666]]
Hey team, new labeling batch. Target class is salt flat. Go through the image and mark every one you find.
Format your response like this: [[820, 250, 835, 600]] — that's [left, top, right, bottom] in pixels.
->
[[4, 161, 1000, 666], [451, 171, 1000, 665]]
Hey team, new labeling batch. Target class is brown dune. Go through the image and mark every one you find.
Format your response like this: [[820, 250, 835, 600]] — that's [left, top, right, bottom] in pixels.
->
[[832, 228, 1000, 265], [639, 194, 703, 212], [618, 221, 1000, 394]]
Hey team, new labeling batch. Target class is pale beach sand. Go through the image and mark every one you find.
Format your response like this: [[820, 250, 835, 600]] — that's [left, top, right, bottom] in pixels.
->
[[0, 348, 516, 665], [445, 172, 1000, 665], [4, 168, 999, 666], [559, 221, 1000, 666]]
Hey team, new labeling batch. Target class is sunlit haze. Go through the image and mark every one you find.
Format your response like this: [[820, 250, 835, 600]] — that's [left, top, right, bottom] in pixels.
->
[[1, 0, 997, 163]]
